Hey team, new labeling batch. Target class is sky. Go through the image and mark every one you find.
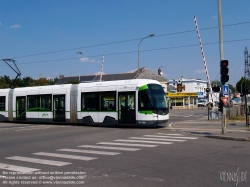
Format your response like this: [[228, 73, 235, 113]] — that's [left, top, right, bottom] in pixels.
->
[[0, 0, 249, 86]]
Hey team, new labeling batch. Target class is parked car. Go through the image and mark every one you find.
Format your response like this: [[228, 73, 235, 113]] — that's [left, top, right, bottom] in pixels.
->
[[198, 101, 206, 107], [198, 99, 207, 107]]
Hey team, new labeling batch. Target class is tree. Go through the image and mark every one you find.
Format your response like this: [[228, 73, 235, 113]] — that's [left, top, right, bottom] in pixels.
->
[[67, 80, 80, 84], [228, 84, 236, 94], [211, 80, 220, 86], [0, 75, 59, 87], [236, 77, 250, 95]]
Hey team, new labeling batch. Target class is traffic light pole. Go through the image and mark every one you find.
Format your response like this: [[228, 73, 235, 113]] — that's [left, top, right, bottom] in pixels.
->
[[218, 0, 226, 134]]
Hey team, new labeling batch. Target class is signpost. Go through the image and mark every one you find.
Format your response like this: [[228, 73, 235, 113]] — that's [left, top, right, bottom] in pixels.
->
[[222, 85, 229, 97], [221, 97, 229, 106]]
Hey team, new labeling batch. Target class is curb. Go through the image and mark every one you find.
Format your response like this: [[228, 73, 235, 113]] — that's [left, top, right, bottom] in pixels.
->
[[204, 135, 250, 141], [164, 123, 250, 141]]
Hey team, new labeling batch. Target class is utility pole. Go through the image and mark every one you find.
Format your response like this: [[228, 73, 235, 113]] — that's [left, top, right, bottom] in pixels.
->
[[245, 47, 250, 127], [218, 0, 226, 134]]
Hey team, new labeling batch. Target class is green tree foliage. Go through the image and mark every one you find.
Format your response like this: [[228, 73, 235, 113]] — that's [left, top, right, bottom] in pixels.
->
[[0, 76, 58, 88], [67, 80, 80, 84], [211, 80, 236, 93], [211, 80, 220, 86], [228, 84, 236, 94], [236, 77, 250, 95]]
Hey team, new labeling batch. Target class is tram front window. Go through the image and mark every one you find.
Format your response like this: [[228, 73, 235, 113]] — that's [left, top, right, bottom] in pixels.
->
[[148, 84, 168, 109], [139, 84, 168, 115]]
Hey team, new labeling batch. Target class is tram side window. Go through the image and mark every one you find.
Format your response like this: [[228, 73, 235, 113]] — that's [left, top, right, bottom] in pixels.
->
[[81, 93, 98, 111], [138, 90, 153, 110], [28, 95, 52, 111], [100, 91, 116, 111], [0, 96, 5, 111], [41, 95, 52, 111]]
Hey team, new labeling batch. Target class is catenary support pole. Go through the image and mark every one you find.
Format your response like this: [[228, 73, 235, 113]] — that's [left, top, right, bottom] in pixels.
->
[[218, 0, 226, 134]]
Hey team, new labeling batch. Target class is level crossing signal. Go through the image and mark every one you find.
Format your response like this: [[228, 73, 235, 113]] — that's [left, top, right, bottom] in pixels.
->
[[212, 86, 220, 92], [220, 60, 229, 84]]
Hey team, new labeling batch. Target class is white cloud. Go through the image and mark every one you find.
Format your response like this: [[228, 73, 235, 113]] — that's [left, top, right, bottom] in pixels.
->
[[9, 24, 21, 29], [212, 15, 217, 19], [80, 57, 100, 63], [194, 69, 206, 74], [89, 59, 100, 63], [80, 57, 89, 62]]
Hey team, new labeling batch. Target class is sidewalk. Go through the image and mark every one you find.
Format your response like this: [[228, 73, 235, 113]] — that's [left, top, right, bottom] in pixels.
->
[[164, 121, 250, 141]]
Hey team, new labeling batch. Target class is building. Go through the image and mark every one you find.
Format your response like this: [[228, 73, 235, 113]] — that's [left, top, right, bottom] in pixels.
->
[[55, 68, 167, 90], [167, 77, 208, 109]]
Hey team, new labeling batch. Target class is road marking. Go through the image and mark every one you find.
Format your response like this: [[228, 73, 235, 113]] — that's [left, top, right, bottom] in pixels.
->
[[129, 137, 186, 142], [146, 135, 198, 139], [114, 139, 173, 145], [157, 133, 183, 136], [57, 149, 120, 156], [15, 127, 51, 131], [32, 152, 97, 161], [78, 145, 140, 151], [96, 142, 158, 147], [5, 156, 71, 166], [0, 163, 40, 173]]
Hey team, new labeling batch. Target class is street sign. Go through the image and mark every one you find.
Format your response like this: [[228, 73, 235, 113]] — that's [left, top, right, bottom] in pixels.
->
[[221, 97, 229, 106], [222, 85, 229, 97]]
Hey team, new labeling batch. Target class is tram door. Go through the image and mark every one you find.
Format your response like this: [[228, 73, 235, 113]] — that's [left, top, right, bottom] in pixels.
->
[[118, 92, 136, 124], [53, 95, 66, 122], [16, 96, 26, 120]]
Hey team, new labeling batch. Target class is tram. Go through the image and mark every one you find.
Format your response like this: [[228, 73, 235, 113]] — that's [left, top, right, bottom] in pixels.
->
[[0, 79, 169, 126]]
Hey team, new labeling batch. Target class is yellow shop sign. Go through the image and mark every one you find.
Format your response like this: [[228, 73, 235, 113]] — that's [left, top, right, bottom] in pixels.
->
[[166, 92, 197, 97]]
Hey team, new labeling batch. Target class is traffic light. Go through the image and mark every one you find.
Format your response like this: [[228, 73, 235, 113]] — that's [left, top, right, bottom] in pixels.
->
[[218, 101, 223, 113], [212, 85, 220, 92], [220, 60, 229, 84]]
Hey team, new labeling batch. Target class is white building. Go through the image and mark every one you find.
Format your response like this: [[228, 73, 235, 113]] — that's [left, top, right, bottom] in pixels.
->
[[168, 77, 208, 97]]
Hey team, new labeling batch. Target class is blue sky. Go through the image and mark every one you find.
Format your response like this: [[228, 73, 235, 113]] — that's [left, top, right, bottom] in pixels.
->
[[0, 0, 249, 86]]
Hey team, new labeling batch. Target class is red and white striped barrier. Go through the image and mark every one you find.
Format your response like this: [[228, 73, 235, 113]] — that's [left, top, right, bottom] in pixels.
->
[[194, 15, 213, 103]]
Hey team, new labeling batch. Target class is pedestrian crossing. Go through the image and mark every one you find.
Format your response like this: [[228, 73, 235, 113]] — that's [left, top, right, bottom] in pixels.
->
[[78, 145, 140, 151], [0, 125, 61, 132], [0, 133, 198, 173], [33, 152, 97, 161]]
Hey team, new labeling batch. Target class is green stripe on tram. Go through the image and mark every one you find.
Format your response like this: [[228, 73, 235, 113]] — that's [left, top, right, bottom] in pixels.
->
[[139, 85, 148, 91], [77, 111, 117, 112], [138, 110, 153, 114]]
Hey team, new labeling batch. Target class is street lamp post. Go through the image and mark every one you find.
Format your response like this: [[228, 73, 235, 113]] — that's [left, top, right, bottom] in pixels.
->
[[137, 34, 155, 75], [76, 52, 82, 82]]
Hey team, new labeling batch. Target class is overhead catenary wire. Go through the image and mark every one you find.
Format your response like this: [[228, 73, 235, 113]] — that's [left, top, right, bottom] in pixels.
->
[[1, 38, 250, 67], [4, 21, 250, 60]]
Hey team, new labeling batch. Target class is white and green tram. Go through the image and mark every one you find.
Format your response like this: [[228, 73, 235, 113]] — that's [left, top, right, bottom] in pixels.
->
[[0, 79, 169, 126]]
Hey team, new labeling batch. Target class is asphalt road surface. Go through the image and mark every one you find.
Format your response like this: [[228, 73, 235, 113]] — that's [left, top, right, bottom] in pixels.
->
[[0, 111, 249, 187]]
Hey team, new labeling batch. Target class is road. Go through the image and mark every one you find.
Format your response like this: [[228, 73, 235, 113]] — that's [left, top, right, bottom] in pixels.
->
[[0, 109, 249, 187]]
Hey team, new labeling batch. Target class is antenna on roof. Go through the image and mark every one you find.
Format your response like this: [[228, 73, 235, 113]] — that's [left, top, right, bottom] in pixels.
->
[[100, 54, 104, 81]]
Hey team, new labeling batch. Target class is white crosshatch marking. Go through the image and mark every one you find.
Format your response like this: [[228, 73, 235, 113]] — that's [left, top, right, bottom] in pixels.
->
[[78, 145, 140, 151], [97, 142, 158, 147], [5, 156, 71, 166], [0, 163, 40, 173], [129, 137, 186, 142], [153, 134, 198, 139], [57, 148, 120, 156], [32, 152, 97, 161], [114, 139, 173, 145]]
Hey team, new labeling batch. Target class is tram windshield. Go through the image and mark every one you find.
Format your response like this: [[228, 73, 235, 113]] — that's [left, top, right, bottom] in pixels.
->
[[138, 84, 168, 114]]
